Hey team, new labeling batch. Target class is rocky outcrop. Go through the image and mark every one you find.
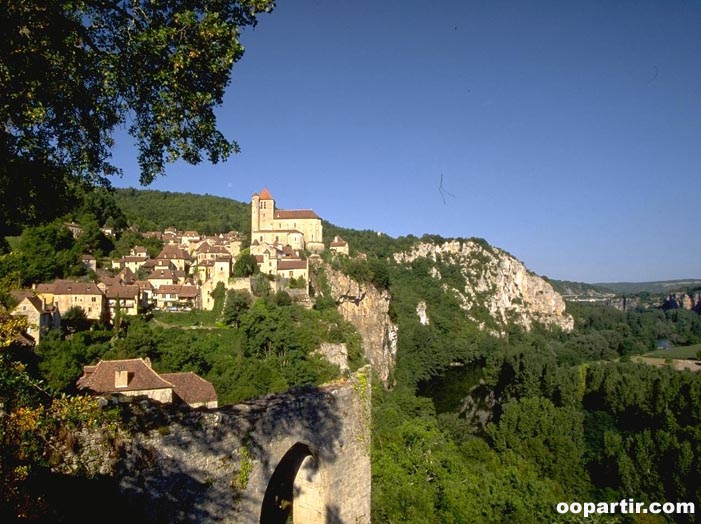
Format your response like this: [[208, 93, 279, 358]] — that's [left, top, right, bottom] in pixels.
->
[[314, 342, 350, 372], [394, 239, 574, 332], [312, 263, 398, 387], [664, 291, 701, 313]]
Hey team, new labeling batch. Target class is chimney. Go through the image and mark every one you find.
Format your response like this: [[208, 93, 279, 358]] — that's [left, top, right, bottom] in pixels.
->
[[115, 365, 129, 388]]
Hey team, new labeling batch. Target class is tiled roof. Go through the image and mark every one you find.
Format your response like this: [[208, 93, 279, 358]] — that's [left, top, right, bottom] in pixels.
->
[[104, 285, 140, 299], [161, 372, 217, 405], [157, 245, 191, 260], [12, 294, 44, 313], [274, 209, 320, 219], [154, 284, 199, 298], [135, 280, 153, 290], [155, 284, 181, 295], [149, 269, 176, 280], [277, 259, 308, 270], [196, 242, 212, 253], [36, 280, 104, 296], [330, 237, 348, 246], [121, 256, 148, 263], [258, 187, 273, 200], [178, 285, 199, 298], [11, 289, 36, 303], [77, 358, 173, 393]]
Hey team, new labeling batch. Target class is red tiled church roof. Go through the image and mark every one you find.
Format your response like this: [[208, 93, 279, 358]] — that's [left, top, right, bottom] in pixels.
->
[[274, 209, 319, 220], [258, 187, 273, 200]]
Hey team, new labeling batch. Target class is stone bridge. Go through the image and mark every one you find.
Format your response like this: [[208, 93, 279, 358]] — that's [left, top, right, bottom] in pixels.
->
[[64, 368, 372, 524]]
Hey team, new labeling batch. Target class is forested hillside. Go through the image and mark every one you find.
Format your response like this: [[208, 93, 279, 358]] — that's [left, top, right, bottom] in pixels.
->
[[113, 188, 251, 238]]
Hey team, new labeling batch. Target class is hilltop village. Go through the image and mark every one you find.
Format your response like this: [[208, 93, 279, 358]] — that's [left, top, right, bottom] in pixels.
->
[[10, 188, 349, 345]]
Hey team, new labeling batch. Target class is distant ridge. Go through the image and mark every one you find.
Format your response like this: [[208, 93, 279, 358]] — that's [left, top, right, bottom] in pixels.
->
[[591, 279, 701, 295], [550, 279, 701, 298]]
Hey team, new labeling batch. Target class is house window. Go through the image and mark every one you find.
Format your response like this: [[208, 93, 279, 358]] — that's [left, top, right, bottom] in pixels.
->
[[91, 297, 97, 302], [260, 201, 266, 209]]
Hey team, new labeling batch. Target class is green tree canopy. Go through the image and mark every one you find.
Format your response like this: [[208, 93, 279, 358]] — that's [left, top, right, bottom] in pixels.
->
[[1, 0, 274, 241]]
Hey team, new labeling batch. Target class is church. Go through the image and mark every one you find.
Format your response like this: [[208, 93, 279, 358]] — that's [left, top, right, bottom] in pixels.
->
[[250, 188, 324, 253]]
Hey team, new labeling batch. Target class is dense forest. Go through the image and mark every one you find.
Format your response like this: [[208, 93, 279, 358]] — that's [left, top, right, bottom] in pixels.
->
[[113, 188, 251, 240], [2, 188, 701, 523]]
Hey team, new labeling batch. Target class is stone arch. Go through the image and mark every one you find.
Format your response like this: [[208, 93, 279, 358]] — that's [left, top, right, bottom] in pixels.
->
[[260, 442, 325, 524]]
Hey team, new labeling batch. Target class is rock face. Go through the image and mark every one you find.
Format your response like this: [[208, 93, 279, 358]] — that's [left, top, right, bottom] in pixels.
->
[[315, 342, 350, 372], [416, 301, 430, 326], [314, 263, 398, 387], [664, 291, 701, 313], [394, 239, 574, 332]]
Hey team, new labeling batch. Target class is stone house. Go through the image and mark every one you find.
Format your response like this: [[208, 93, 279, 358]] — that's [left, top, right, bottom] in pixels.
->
[[153, 284, 200, 310], [35, 280, 106, 321], [130, 245, 148, 257], [117, 255, 149, 273], [76, 358, 218, 408], [156, 245, 192, 272], [104, 285, 143, 317], [148, 268, 178, 288], [329, 235, 349, 256], [64, 222, 83, 238], [11, 292, 61, 344]]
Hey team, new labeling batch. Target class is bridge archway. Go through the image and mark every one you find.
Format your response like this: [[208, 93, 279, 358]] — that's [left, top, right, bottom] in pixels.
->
[[260, 442, 325, 524]]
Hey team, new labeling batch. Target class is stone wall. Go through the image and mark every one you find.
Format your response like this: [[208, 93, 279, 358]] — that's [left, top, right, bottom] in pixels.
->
[[68, 368, 372, 524]]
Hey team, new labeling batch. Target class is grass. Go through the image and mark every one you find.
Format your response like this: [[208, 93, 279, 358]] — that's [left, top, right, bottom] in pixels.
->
[[152, 309, 220, 327], [643, 344, 701, 360]]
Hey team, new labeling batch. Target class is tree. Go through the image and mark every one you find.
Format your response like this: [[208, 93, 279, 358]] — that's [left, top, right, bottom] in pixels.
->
[[61, 306, 90, 334], [233, 250, 259, 277], [1, 0, 275, 242], [221, 289, 252, 328], [14, 222, 83, 285]]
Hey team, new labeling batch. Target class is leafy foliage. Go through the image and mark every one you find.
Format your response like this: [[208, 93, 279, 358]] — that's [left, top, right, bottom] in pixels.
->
[[113, 188, 251, 237], [1, 0, 273, 243]]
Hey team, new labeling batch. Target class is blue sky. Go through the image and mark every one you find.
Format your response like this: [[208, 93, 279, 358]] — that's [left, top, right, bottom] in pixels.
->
[[109, 0, 701, 284]]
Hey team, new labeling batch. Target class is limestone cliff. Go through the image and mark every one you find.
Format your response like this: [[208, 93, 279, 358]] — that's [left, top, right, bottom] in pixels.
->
[[664, 291, 701, 313], [393, 239, 574, 332], [311, 262, 398, 386]]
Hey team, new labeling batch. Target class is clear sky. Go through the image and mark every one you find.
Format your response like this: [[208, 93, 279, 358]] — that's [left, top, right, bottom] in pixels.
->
[[109, 0, 701, 284]]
